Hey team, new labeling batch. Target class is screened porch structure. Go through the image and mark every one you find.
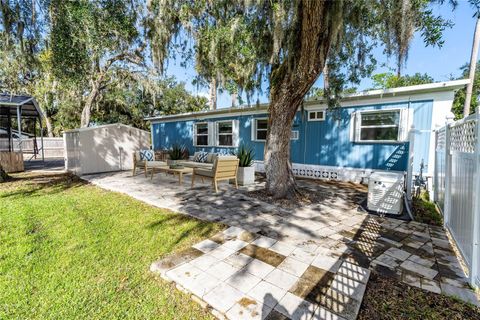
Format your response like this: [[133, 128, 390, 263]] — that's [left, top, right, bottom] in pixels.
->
[[0, 94, 45, 172]]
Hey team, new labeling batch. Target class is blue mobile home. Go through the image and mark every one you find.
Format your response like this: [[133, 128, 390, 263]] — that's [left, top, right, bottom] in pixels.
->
[[146, 80, 468, 183]]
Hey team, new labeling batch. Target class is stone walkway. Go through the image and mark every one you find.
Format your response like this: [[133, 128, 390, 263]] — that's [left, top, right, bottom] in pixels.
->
[[84, 171, 479, 319], [152, 226, 370, 320]]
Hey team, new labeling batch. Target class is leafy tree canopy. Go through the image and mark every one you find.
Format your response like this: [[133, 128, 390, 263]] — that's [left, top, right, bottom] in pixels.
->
[[91, 75, 207, 131], [371, 72, 434, 89], [452, 62, 480, 119], [147, 0, 457, 106], [0, 0, 207, 136]]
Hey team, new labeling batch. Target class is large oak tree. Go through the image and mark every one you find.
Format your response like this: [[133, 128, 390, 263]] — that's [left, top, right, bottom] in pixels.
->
[[0, 0, 208, 134], [147, 0, 460, 198], [49, 0, 145, 128]]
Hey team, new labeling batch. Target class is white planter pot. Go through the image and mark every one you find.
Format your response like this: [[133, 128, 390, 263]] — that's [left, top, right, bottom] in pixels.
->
[[167, 159, 178, 168], [237, 166, 255, 185]]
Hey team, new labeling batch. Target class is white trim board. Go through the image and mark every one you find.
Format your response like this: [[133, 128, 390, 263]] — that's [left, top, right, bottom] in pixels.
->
[[253, 160, 405, 184]]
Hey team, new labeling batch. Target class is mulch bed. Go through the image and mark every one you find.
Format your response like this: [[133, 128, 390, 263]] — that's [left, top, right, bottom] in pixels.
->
[[246, 176, 367, 209], [412, 195, 443, 226], [358, 272, 480, 320]]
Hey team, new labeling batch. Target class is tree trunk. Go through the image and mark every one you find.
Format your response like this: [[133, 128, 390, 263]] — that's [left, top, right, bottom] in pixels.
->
[[323, 64, 329, 91], [80, 78, 102, 127], [80, 102, 92, 128], [45, 116, 54, 137], [264, 92, 301, 198], [209, 77, 217, 110], [264, 1, 344, 198]]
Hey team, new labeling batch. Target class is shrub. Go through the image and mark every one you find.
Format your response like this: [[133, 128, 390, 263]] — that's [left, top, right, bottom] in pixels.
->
[[412, 190, 443, 226], [168, 144, 187, 160], [236, 145, 254, 167]]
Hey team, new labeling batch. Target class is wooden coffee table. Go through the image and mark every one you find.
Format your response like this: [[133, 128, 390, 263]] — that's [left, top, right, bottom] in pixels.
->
[[151, 166, 193, 185]]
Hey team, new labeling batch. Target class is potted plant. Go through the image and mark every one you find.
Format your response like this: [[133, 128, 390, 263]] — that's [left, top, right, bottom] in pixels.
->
[[236, 145, 255, 185], [167, 144, 186, 169]]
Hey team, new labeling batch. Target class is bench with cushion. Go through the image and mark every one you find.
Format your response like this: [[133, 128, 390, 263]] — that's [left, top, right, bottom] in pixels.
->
[[178, 151, 217, 170], [132, 150, 167, 177]]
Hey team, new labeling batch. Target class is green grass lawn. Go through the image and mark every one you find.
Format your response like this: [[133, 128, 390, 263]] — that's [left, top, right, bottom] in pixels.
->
[[0, 173, 222, 319]]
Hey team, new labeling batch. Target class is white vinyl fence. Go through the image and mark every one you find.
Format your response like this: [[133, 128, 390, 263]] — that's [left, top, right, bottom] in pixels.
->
[[25, 138, 64, 158], [0, 137, 64, 158], [434, 112, 479, 288]]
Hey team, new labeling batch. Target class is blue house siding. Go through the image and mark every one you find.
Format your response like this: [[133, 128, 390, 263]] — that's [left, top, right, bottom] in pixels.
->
[[151, 99, 434, 173]]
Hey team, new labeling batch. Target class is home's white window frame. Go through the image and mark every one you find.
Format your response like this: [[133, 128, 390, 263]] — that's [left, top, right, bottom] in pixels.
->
[[351, 108, 411, 143], [215, 119, 238, 148], [291, 130, 299, 140], [193, 122, 210, 146], [308, 108, 326, 121], [252, 118, 268, 142], [252, 118, 298, 142]]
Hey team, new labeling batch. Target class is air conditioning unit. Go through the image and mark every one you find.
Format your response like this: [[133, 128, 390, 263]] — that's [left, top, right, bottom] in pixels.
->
[[367, 172, 404, 215]]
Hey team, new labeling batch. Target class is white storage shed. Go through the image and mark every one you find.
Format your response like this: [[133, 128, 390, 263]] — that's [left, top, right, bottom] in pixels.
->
[[64, 123, 150, 175]]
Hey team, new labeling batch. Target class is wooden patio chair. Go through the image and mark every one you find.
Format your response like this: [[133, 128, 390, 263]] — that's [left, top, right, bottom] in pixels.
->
[[191, 155, 239, 192], [133, 150, 166, 177]]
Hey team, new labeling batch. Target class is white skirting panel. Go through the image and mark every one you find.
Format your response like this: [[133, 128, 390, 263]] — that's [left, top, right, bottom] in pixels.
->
[[254, 161, 404, 184]]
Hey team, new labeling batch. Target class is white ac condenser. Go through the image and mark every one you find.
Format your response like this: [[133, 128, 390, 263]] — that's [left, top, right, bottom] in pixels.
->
[[367, 172, 405, 215]]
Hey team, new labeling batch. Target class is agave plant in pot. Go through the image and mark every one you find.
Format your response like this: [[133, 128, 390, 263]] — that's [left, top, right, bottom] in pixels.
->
[[236, 145, 255, 185], [167, 144, 186, 169]]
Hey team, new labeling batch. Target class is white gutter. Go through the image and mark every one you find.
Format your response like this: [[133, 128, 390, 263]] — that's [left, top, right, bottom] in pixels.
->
[[345, 79, 469, 98]]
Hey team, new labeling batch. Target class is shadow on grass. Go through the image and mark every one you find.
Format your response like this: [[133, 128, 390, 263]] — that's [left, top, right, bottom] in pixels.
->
[[147, 213, 225, 254], [0, 172, 86, 199]]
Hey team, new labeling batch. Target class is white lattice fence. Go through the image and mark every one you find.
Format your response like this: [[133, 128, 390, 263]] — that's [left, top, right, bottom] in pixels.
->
[[450, 119, 477, 153], [434, 113, 479, 288]]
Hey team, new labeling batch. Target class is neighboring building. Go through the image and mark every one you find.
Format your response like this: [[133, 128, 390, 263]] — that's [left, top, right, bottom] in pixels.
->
[[146, 80, 469, 182]]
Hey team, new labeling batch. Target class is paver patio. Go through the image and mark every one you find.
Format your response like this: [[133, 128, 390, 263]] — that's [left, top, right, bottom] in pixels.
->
[[84, 171, 479, 319]]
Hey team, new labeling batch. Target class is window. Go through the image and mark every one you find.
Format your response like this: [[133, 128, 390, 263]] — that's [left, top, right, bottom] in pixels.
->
[[360, 110, 400, 141], [253, 119, 268, 141], [351, 109, 411, 142], [194, 122, 209, 146], [308, 109, 326, 121], [216, 121, 234, 146], [252, 118, 298, 141], [194, 120, 239, 147]]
